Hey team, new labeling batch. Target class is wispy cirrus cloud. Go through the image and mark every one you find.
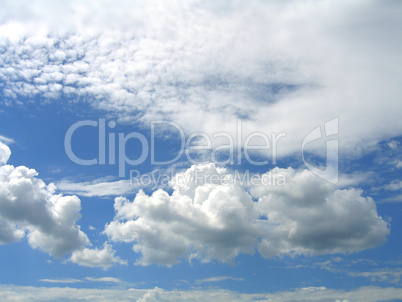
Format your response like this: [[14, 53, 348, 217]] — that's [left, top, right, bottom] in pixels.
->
[[40, 277, 124, 284], [195, 276, 244, 284], [349, 269, 402, 284], [39, 278, 82, 284], [0, 135, 14, 145], [85, 277, 124, 283], [56, 178, 136, 197]]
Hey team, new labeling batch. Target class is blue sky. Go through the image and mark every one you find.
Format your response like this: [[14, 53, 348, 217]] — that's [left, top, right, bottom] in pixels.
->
[[0, 1, 401, 301]]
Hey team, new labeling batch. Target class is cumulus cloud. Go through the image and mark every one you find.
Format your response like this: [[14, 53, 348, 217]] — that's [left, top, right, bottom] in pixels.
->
[[105, 164, 259, 265], [70, 242, 127, 270], [252, 169, 390, 258], [0, 141, 124, 269], [0, 142, 10, 166], [104, 163, 389, 266], [0, 142, 89, 255], [0, 0, 401, 159]]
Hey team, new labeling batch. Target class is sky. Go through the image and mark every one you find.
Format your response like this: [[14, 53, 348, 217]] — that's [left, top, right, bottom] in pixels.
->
[[0, 0, 401, 301]]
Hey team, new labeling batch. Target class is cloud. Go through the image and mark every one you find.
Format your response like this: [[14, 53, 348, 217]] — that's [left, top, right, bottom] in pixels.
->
[[195, 276, 244, 284], [56, 178, 136, 197], [0, 141, 125, 270], [40, 277, 124, 284], [0, 142, 10, 165], [0, 141, 89, 256], [0, 284, 401, 302], [104, 163, 389, 266], [0, 1, 401, 159], [393, 159, 402, 169], [0, 135, 14, 145], [252, 169, 389, 258], [387, 141, 399, 150], [105, 164, 259, 266], [39, 279, 82, 284], [85, 277, 124, 283], [374, 180, 402, 203], [70, 242, 127, 270], [349, 269, 402, 284], [313, 258, 343, 274], [382, 180, 402, 192], [381, 194, 402, 203], [55, 168, 181, 197], [288, 257, 402, 284]]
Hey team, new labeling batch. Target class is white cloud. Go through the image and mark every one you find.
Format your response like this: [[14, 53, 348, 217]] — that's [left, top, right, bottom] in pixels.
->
[[300, 286, 327, 292], [382, 180, 402, 192], [337, 172, 372, 188], [387, 141, 399, 150], [393, 159, 402, 169], [40, 277, 124, 284], [382, 194, 402, 203], [0, 1, 401, 159], [0, 135, 14, 145], [40, 279, 82, 284], [105, 164, 258, 266], [349, 269, 402, 284], [55, 168, 180, 197], [0, 142, 10, 166], [0, 141, 126, 270], [70, 242, 127, 270], [374, 180, 402, 202], [0, 216, 24, 244], [196, 276, 244, 284], [85, 277, 124, 283], [0, 0, 399, 280], [252, 169, 389, 258], [0, 284, 401, 302], [0, 142, 89, 256], [104, 163, 389, 266], [56, 178, 136, 197]]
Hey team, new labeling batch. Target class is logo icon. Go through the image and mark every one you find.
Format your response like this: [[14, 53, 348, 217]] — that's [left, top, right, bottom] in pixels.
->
[[302, 118, 339, 184]]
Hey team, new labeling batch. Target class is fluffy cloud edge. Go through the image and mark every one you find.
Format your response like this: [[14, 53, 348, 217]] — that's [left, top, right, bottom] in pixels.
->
[[0, 141, 126, 270], [70, 242, 127, 270], [104, 163, 390, 266]]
